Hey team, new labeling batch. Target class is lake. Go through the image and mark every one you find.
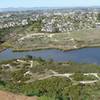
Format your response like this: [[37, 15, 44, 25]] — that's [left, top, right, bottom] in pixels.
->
[[0, 48, 100, 64]]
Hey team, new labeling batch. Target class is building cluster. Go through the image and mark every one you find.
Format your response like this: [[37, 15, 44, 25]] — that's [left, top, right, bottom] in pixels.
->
[[0, 13, 28, 29], [41, 11, 98, 32], [0, 10, 99, 32]]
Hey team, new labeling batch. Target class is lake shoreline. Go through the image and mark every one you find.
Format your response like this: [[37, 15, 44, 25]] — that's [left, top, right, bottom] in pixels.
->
[[1, 46, 100, 65], [1, 45, 100, 53], [0, 46, 100, 52]]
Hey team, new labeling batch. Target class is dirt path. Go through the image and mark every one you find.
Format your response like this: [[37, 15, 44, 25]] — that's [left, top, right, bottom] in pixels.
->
[[38, 70, 100, 84], [18, 33, 55, 41]]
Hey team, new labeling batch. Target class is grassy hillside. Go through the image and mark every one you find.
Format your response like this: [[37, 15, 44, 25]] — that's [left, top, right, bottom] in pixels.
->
[[0, 58, 100, 100], [0, 20, 100, 51]]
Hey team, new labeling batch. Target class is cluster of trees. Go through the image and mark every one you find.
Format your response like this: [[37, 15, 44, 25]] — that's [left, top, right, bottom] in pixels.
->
[[27, 18, 42, 32], [30, 20, 42, 32], [97, 13, 100, 21]]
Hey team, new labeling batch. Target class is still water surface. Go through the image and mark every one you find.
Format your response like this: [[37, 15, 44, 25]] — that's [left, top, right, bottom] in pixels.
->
[[0, 48, 100, 64]]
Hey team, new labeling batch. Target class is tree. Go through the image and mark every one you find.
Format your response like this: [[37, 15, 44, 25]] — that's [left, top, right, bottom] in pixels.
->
[[97, 13, 100, 21]]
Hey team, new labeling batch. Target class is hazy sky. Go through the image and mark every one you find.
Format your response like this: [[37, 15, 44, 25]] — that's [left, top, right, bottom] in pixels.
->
[[0, 0, 100, 8]]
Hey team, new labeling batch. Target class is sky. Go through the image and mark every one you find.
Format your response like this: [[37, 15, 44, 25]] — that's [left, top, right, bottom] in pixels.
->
[[0, 0, 100, 8]]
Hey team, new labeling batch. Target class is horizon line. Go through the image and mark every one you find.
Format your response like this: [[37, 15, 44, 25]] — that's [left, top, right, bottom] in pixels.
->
[[1, 6, 100, 9]]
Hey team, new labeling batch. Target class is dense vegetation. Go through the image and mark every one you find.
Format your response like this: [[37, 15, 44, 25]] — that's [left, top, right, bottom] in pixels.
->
[[97, 13, 100, 21], [0, 76, 100, 100], [0, 58, 100, 100]]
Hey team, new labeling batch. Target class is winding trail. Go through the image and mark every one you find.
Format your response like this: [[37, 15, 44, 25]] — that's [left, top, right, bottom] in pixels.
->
[[38, 70, 100, 84], [5, 60, 100, 85]]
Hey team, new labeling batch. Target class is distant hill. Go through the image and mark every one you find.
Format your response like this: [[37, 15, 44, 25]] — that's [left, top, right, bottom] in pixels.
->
[[0, 7, 54, 12], [0, 7, 33, 12], [0, 6, 100, 12]]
